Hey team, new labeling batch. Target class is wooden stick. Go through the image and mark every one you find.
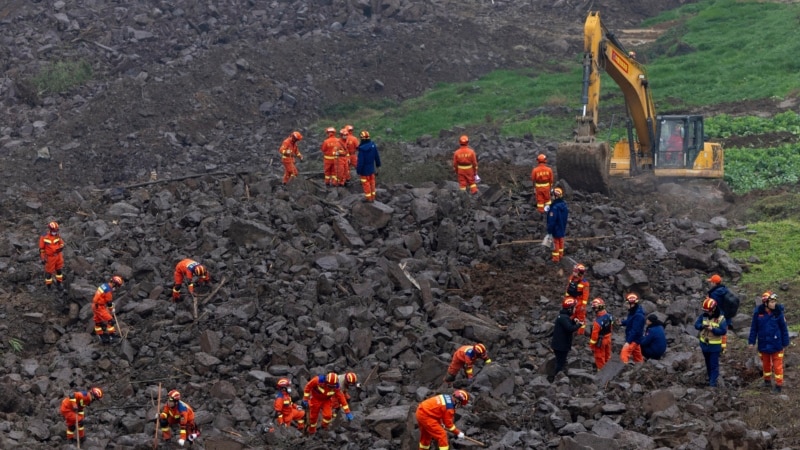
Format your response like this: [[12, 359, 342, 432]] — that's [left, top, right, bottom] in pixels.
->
[[462, 435, 487, 446], [497, 235, 614, 246], [361, 363, 380, 390], [76, 420, 80, 449], [153, 383, 161, 449], [200, 276, 228, 305], [192, 293, 198, 320], [112, 308, 124, 340], [223, 429, 242, 437]]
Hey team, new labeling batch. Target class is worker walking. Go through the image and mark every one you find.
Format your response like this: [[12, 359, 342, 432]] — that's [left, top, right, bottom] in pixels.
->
[[546, 187, 568, 263], [531, 154, 554, 213], [273, 378, 306, 430], [695, 297, 728, 387], [172, 259, 210, 302], [159, 389, 200, 446], [550, 297, 582, 381], [749, 291, 790, 393], [443, 343, 492, 385], [640, 314, 667, 360], [39, 221, 66, 291], [356, 130, 381, 202], [278, 131, 304, 185], [452, 135, 478, 194], [60, 387, 103, 442], [321, 127, 344, 186], [92, 275, 124, 344], [588, 298, 613, 370], [302, 373, 353, 435], [619, 293, 645, 364], [565, 263, 590, 335], [415, 390, 470, 450]]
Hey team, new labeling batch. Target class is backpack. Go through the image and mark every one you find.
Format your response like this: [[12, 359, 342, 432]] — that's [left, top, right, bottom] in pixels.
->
[[597, 314, 613, 336], [720, 290, 740, 319]]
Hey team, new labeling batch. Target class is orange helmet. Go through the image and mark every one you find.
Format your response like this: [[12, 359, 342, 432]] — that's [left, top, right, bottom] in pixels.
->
[[459, 135, 469, 145], [562, 297, 577, 309], [702, 297, 717, 312], [168, 389, 181, 401], [537, 154, 547, 163], [591, 298, 605, 310], [345, 125, 355, 133], [707, 274, 722, 284], [90, 387, 103, 400], [452, 389, 470, 406], [193, 265, 207, 278], [761, 291, 778, 304], [326, 127, 336, 135], [626, 293, 640, 305], [345, 372, 358, 385], [553, 187, 563, 198], [360, 130, 370, 140], [473, 343, 487, 357], [325, 372, 338, 386], [48, 221, 59, 232], [573, 263, 586, 275], [110, 276, 124, 287], [277, 378, 291, 389], [291, 131, 303, 141]]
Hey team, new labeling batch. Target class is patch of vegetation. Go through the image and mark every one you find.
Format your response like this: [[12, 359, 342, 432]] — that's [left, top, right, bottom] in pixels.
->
[[706, 112, 800, 138], [723, 145, 800, 194], [32, 60, 92, 94], [8, 337, 23, 353], [376, 141, 450, 186]]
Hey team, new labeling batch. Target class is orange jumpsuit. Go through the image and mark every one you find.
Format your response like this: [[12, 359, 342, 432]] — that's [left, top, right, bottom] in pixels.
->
[[39, 231, 65, 287], [279, 135, 303, 184], [273, 391, 305, 429], [92, 282, 117, 339], [172, 259, 209, 299], [331, 379, 356, 413], [60, 391, 94, 440], [452, 145, 478, 194], [336, 135, 350, 185], [565, 275, 590, 335], [415, 394, 463, 450], [531, 162, 554, 213], [303, 375, 350, 434], [588, 310, 613, 370], [321, 135, 344, 186], [160, 400, 198, 441], [345, 133, 359, 179], [445, 345, 489, 381]]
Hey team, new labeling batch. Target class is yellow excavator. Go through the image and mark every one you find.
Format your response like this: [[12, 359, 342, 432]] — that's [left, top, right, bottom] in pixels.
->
[[557, 11, 724, 194]]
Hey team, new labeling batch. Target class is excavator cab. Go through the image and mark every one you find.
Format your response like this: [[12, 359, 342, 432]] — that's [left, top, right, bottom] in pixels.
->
[[653, 115, 723, 178]]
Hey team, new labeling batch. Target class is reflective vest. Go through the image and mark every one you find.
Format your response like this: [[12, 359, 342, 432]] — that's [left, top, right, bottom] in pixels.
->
[[698, 316, 725, 345]]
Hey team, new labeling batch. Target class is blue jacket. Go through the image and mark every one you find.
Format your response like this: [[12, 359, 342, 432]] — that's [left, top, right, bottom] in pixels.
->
[[620, 304, 645, 344], [546, 198, 568, 238], [707, 284, 729, 303], [640, 324, 667, 359], [356, 140, 381, 176], [551, 308, 581, 352], [748, 304, 789, 354], [694, 312, 727, 353]]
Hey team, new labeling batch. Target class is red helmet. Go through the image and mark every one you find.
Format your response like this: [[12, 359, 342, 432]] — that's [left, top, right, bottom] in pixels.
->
[[291, 131, 303, 141], [473, 343, 487, 357], [590, 298, 605, 310], [761, 291, 778, 304], [702, 297, 717, 312], [48, 221, 59, 232], [325, 372, 338, 386], [626, 293, 639, 305], [339, 128, 348, 136], [537, 154, 547, 163], [344, 372, 358, 385], [110, 276, 124, 287], [562, 297, 577, 309], [553, 187, 563, 198], [326, 127, 336, 135], [573, 263, 586, 275], [459, 135, 469, 145], [193, 265, 207, 279], [360, 130, 370, 140], [277, 378, 291, 389], [452, 389, 470, 406], [345, 125, 355, 133], [168, 390, 181, 401], [90, 387, 103, 400]]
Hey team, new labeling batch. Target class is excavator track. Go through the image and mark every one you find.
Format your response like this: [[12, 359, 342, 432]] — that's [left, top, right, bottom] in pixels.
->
[[556, 141, 611, 195]]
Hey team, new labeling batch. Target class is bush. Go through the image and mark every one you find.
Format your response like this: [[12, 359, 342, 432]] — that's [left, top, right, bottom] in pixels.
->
[[33, 60, 92, 94]]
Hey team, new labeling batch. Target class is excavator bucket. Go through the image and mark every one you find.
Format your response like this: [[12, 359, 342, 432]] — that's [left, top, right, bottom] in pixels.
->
[[556, 141, 611, 195]]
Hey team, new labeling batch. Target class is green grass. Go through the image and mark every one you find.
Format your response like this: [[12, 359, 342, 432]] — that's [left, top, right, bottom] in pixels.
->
[[723, 145, 800, 194], [32, 60, 92, 94]]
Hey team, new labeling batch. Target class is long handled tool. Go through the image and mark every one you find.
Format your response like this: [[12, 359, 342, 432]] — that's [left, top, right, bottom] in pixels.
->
[[112, 307, 124, 341], [462, 435, 486, 447], [152, 383, 161, 450], [75, 420, 80, 449]]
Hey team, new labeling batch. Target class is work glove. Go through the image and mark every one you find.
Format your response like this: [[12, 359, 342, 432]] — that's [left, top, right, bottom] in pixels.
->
[[177, 438, 185, 446], [544, 205, 550, 212], [301, 400, 308, 409], [457, 432, 465, 439], [41, 259, 46, 266], [345, 413, 353, 421], [299, 154, 304, 161], [485, 358, 492, 364]]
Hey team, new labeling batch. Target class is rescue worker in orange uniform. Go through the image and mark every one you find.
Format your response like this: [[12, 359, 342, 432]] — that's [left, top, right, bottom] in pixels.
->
[[332, 372, 361, 417], [301, 372, 353, 434], [172, 259, 210, 301], [59, 387, 103, 441], [415, 390, 469, 450], [336, 128, 351, 186], [345, 124, 359, 181], [531, 154, 554, 213], [273, 378, 306, 430], [443, 343, 492, 384], [159, 390, 200, 446], [39, 221, 66, 290], [452, 135, 478, 194], [588, 298, 613, 370], [320, 127, 344, 186], [278, 131, 304, 184], [749, 291, 790, 393], [565, 263, 590, 335], [92, 275, 124, 344]]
